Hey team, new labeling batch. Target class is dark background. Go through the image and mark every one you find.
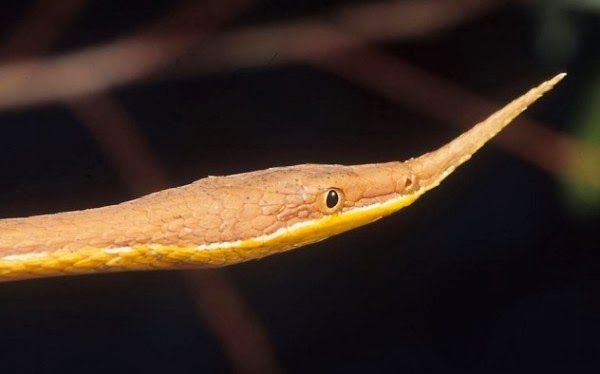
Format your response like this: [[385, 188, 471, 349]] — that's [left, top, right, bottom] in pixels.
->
[[0, 1, 598, 373]]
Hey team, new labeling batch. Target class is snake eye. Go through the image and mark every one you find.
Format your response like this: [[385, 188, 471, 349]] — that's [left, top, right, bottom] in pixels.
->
[[320, 188, 344, 213], [326, 190, 339, 208]]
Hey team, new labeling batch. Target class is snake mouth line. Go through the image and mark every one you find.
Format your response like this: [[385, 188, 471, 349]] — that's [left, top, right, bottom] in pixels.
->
[[189, 189, 426, 253], [0, 190, 422, 265]]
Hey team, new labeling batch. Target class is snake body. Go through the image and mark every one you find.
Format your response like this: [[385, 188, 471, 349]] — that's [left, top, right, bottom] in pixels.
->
[[0, 74, 565, 281]]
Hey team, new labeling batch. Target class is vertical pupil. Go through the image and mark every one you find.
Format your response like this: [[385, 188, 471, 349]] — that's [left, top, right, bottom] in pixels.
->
[[326, 190, 339, 208]]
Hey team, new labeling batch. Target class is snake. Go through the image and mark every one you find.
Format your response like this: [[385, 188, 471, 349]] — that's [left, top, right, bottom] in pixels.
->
[[0, 74, 565, 282]]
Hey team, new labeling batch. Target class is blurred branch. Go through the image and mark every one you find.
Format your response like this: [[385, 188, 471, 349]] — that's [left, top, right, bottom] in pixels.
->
[[335, 0, 502, 40], [185, 270, 283, 373], [0, 0, 86, 59], [177, 0, 503, 73], [68, 95, 170, 193], [0, 0, 252, 110], [0, 0, 502, 110]]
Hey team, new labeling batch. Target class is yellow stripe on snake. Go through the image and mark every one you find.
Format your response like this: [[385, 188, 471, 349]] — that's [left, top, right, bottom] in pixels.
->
[[0, 74, 565, 281]]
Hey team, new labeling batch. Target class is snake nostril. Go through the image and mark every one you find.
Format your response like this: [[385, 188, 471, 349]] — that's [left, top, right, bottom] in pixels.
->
[[405, 177, 413, 188]]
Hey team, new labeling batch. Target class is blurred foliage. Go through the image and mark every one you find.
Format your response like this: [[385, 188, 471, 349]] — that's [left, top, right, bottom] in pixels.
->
[[563, 70, 600, 215], [535, 0, 599, 63], [536, 1, 580, 64], [554, 0, 600, 12], [535, 0, 599, 215]]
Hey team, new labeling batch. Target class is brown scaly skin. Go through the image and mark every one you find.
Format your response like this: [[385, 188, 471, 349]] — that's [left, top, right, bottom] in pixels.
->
[[0, 163, 416, 254], [0, 74, 565, 281]]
